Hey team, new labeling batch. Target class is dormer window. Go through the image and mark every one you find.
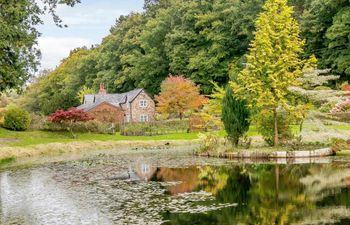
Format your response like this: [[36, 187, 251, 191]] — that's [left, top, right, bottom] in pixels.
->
[[139, 100, 148, 108]]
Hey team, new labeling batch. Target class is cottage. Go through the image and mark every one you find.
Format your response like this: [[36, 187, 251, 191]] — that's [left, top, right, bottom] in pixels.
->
[[77, 84, 155, 124]]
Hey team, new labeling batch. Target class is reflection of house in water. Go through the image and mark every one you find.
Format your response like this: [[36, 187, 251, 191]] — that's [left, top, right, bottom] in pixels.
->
[[134, 159, 157, 181]]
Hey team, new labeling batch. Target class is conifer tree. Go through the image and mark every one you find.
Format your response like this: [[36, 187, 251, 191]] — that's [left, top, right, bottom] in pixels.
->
[[222, 86, 250, 146], [232, 0, 305, 146]]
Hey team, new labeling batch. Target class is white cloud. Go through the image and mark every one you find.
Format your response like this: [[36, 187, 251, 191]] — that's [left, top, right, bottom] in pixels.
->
[[36, 0, 144, 70], [38, 37, 93, 69]]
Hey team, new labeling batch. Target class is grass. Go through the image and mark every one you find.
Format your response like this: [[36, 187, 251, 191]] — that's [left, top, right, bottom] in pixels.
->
[[0, 128, 201, 147], [1, 122, 350, 148]]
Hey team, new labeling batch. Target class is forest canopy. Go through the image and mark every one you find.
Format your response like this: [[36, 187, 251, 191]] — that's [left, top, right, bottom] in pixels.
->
[[19, 0, 350, 115]]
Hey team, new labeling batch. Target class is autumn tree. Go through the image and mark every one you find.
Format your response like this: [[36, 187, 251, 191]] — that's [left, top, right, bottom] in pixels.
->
[[232, 0, 306, 146], [155, 75, 206, 120], [48, 107, 94, 138]]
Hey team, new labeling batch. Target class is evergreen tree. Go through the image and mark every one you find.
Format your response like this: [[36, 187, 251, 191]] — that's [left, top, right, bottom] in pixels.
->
[[232, 0, 305, 146], [221, 86, 250, 146]]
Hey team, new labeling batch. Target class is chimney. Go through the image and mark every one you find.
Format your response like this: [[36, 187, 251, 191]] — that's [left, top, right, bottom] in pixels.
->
[[99, 83, 107, 95]]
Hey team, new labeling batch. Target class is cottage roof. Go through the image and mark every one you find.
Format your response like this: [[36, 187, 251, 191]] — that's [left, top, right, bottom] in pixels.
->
[[78, 88, 145, 112]]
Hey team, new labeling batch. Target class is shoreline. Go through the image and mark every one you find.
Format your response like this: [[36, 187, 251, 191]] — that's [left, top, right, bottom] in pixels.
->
[[197, 148, 335, 159], [0, 139, 200, 163]]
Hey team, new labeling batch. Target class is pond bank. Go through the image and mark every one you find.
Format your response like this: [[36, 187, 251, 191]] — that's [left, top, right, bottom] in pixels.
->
[[197, 148, 335, 160], [0, 139, 200, 162]]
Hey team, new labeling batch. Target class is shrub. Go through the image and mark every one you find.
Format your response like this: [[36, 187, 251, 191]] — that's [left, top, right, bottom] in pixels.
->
[[319, 101, 337, 113], [44, 120, 115, 134], [121, 120, 189, 136], [48, 107, 94, 138], [256, 110, 293, 146], [221, 86, 250, 146], [197, 133, 219, 153], [28, 113, 47, 130], [330, 138, 349, 152], [0, 108, 6, 126], [331, 99, 350, 113], [3, 107, 31, 131]]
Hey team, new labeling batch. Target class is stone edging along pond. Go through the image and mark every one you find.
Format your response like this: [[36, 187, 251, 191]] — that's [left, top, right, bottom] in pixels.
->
[[197, 148, 335, 159]]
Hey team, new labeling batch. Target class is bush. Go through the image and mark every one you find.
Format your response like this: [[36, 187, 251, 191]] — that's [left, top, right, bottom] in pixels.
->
[[197, 133, 220, 153], [44, 120, 116, 134], [121, 120, 189, 136], [28, 113, 47, 130], [256, 111, 293, 146], [0, 108, 6, 126], [3, 107, 31, 131], [319, 101, 337, 113]]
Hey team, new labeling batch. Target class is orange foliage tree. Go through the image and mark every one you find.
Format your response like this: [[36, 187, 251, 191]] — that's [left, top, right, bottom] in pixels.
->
[[155, 75, 207, 120]]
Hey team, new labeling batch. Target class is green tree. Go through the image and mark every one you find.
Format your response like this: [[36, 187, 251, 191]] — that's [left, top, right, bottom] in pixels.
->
[[221, 86, 250, 146], [0, 0, 80, 92], [301, 0, 350, 80], [232, 0, 305, 146]]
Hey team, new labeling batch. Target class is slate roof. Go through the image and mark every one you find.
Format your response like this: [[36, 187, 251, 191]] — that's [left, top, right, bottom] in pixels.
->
[[77, 88, 144, 112]]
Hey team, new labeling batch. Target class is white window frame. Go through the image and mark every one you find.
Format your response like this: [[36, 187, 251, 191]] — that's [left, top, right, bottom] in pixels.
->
[[139, 100, 148, 108], [140, 114, 148, 122]]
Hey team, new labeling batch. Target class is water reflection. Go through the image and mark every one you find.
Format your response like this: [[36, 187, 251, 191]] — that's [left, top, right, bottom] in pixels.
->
[[159, 164, 350, 225], [1, 152, 350, 225]]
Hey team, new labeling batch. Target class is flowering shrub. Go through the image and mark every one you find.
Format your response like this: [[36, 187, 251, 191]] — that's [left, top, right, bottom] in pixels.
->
[[331, 99, 350, 113]]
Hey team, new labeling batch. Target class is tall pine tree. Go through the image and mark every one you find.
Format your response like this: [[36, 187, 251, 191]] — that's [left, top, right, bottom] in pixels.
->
[[222, 86, 250, 146], [232, 0, 305, 146]]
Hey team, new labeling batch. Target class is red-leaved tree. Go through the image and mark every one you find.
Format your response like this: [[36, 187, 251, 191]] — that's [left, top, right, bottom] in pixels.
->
[[48, 107, 94, 138], [155, 75, 207, 120]]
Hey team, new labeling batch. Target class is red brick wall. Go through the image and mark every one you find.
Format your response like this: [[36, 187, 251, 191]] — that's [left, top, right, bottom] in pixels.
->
[[88, 103, 125, 124]]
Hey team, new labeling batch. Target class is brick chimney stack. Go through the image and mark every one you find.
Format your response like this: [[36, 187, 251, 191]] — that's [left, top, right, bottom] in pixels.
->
[[99, 83, 107, 95]]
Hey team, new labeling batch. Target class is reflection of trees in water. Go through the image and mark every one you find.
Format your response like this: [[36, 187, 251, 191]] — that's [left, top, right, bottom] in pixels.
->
[[164, 164, 350, 225]]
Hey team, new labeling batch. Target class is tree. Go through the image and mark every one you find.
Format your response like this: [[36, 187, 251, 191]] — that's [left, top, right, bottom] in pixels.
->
[[221, 86, 250, 146], [48, 107, 94, 138], [301, 0, 350, 80], [0, 0, 80, 92], [155, 75, 206, 120], [232, 0, 306, 146]]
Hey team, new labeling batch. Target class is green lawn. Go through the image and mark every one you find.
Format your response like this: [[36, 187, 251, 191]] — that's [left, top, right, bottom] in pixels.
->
[[0, 128, 201, 147], [1, 122, 350, 148]]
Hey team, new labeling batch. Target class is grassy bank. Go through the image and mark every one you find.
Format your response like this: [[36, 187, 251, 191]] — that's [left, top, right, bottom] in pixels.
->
[[1, 122, 350, 148], [1, 122, 350, 163], [0, 128, 200, 147]]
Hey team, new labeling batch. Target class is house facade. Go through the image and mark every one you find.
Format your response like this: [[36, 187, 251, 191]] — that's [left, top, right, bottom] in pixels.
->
[[78, 85, 155, 124]]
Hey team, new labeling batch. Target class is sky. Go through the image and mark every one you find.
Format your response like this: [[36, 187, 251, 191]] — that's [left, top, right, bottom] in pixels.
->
[[37, 0, 144, 70]]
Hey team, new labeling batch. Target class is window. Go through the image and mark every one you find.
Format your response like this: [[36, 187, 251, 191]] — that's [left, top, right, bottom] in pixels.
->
[[139, 100, 148, 108], [140, 115, 148, 122]]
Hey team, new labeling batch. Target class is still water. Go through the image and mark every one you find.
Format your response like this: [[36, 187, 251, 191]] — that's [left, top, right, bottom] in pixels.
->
[[1, 148, 350, 225]]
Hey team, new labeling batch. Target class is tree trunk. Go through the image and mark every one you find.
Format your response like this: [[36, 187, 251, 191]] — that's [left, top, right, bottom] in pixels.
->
[[273, 107, 279, 147], [299, 120, 304, 133], [275, 165, 280, 202]]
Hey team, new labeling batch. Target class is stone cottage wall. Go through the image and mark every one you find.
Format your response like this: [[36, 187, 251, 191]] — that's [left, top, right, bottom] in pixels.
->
[[130, 91, 155, 122]]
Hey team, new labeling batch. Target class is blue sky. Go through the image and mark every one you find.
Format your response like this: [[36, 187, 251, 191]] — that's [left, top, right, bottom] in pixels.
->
[[37, 0, 144, 70]]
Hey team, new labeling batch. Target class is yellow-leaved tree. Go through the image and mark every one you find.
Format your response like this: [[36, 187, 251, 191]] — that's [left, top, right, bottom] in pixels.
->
[[232, 0, 306, 146]]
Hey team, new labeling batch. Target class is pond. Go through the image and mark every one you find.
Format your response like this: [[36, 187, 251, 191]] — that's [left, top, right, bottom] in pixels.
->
[[1, 148, 350, 225]]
